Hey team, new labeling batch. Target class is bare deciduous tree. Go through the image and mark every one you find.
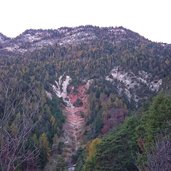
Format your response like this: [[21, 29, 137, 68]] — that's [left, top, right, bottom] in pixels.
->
[[146, 137, 171, 171], [0, 73, 42, 171]]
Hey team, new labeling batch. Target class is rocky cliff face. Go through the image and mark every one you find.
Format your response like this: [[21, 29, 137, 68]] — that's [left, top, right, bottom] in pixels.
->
[[106, 66, 162, 105]]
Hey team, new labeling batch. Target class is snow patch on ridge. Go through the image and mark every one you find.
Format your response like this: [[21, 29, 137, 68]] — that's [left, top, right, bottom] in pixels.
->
[[23, 33, 42, 42], [109, 28, 126, 35]]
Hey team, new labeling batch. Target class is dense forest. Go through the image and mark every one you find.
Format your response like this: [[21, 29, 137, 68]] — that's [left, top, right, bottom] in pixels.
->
[[78, 95, 171, 171], [0, 26, 171, 171]]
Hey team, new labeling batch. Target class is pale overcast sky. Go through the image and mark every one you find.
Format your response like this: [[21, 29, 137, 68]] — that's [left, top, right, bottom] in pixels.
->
[[0, 0, 171, 43]]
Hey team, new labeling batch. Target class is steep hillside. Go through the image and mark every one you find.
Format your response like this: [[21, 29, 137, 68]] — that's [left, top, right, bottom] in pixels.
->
[[80, 95, 171, 171], [0, 26, 171, 171]]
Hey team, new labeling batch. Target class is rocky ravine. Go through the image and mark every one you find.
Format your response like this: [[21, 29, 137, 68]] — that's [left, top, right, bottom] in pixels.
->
[[62, 84, 89, 169], [44, 66, 163, 170], [45, 75, 90, 171]]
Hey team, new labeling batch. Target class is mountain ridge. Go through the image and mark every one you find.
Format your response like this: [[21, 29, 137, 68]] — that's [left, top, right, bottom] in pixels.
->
[[0, 26, 157, 55]]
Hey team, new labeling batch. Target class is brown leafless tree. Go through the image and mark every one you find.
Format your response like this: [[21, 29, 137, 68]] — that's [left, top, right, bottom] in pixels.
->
[[146, 136, 171, 171], [0, 73, 42, 171]]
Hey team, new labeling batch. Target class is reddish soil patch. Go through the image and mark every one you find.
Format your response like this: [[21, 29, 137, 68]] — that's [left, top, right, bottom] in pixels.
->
[[62, 84, 89, 161]]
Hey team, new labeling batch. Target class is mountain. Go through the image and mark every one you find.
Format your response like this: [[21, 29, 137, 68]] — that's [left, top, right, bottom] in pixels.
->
[[0, 26, 171, 171], [0, 26, 151, 54]]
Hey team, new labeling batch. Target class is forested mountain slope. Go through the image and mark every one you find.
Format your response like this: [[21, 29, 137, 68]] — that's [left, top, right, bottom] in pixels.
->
[[0, 26, 171, 171]]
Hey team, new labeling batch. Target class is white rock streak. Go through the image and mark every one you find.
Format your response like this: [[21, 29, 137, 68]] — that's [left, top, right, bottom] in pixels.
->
[[106, 67, 162, 102], [52, 75, 74, 108]]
